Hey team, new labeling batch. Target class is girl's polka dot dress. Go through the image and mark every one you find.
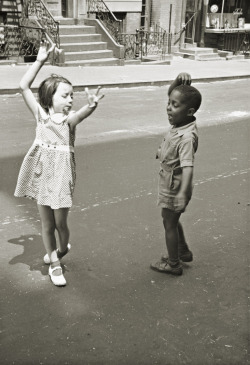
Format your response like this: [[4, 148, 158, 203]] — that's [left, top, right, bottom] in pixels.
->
[[15, 104, 76, 209]]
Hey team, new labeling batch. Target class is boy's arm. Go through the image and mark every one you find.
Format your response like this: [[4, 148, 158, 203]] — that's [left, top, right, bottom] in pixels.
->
[[178, 166, 193, 197], [19, 41, 56, 118], [168, 72, 191, 96], [174, 166, 193, 212], [68, 87, 104, 130]]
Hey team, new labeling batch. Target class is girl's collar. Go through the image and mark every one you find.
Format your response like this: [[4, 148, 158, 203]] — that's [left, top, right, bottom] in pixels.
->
[[48, 108, 68, 124]]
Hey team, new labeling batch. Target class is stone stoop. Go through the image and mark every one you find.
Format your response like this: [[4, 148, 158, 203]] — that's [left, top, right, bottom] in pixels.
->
[[217, 50, 245, 60], [56, 18, 121, 66], [175, 46, 223, 61]]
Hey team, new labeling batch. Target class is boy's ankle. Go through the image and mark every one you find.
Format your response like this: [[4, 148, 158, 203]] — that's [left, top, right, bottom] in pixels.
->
[[168, 259, 181, 267]]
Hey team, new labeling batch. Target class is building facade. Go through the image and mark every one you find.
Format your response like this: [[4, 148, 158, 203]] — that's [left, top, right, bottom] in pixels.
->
[[1, 0, 249, 57]]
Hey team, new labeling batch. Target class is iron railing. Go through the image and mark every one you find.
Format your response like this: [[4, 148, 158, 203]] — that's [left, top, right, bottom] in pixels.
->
[[20, 0, 60, 47], [87, 0, 122, 42], [0, 24, 44, 61], [118, 27, 171, 60], [222, 30, 250, 55]]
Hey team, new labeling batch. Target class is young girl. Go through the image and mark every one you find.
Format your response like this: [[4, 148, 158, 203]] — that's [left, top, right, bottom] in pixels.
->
[[14, 41, 104, 287]]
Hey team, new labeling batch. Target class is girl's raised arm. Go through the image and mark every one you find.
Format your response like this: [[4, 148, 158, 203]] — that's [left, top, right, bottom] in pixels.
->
[[68, 86, 104, 131], [19, 40, 56, 118]]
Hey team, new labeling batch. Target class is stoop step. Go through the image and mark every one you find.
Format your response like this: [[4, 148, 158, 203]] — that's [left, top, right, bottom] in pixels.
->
[[179, 47, 217, 55], [64, 50, 114, 61], [59, 25, 96, 35], [57, 19, 122, 66], [64, 58, 121, 66], [61, 42, 108, 52]]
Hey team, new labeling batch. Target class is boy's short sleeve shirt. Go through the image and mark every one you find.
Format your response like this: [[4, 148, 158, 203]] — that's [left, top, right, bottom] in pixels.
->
[[156, 120, 198, 209], [157, 120, 198, 170]]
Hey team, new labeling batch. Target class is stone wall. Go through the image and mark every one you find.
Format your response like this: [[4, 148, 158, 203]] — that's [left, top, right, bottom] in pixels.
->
[[44, 0, 62, 17], [126, 12, 141, 33], [151, 0, 184, 42]]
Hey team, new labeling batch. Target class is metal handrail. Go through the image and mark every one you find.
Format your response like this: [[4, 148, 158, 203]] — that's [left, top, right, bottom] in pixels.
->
[[20, 0, 60, 47], [87, 0, 122, 42], [0, 24, 45, 60]]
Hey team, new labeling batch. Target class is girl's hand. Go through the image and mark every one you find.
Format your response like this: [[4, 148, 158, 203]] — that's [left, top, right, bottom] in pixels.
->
[[85, 86, 104, 108], [177, 73, 191, 86], [36, 40, 56, 63]]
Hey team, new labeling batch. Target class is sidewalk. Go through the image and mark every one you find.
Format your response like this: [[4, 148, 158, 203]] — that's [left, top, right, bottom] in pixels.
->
[[1, 56, 250, 94]]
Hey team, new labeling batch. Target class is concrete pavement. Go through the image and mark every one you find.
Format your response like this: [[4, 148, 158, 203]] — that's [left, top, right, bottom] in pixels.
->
[[0, 56, 250, 94], [1, 119, 249, 365], [1, 62, 249, 364]]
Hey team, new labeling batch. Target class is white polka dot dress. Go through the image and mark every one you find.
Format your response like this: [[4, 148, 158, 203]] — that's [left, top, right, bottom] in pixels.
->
[[15, 104, 76, 209]]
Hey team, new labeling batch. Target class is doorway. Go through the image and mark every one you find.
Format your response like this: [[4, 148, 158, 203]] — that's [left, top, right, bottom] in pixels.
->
[[185, 0, 199, 44], [62, 0, 67, 17]]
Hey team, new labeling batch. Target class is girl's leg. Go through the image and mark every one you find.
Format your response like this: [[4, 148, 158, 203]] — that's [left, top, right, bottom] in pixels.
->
[[38, 204, 66, 283], [54, 208, 70, 254], [37, 204, 57, 257], [162, 208, 181, 265]]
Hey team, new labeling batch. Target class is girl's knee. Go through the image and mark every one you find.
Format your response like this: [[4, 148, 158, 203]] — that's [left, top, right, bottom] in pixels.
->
[[54, 208, 69, 233], [42, 221, 56, 235], [55, 220, 69, 233]]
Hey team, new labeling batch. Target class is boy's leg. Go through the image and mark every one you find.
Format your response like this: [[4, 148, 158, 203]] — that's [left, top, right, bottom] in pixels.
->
[[162, 208, 181, 265], [150, 208, 182, 275], [177, 222, 193, 261]]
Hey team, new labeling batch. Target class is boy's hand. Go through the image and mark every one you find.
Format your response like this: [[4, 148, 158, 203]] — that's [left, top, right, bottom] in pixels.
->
[[173, 192, 189, 213], [36, 40, 56, 63], [85, 86, 104, 107], [177, 73, 191, 86]]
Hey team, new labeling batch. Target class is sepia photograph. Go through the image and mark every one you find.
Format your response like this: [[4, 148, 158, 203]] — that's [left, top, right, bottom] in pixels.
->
[[1, 0, 249, 364]]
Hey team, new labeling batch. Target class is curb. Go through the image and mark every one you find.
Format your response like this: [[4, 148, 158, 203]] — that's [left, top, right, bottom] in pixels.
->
[[1, 74, 250, 95]]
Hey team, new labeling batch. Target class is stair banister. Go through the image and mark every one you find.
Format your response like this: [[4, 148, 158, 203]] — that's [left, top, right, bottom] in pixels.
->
[[21, 0, 60, 48], [87, 0, 122, 42]]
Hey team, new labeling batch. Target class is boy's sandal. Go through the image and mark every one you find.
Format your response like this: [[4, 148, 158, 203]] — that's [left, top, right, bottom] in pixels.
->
[[49, 265, 66, 286], [150, 260, 183, 276], [43, 243, 71, 264]]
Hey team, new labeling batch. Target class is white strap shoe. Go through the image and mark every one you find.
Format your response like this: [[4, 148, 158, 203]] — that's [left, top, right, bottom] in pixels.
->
[[49, 265, 66, 286], [44, 243, 71, 264]]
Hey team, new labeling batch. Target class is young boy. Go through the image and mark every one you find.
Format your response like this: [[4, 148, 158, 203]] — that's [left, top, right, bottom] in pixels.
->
[[150, 73, 202, 276]]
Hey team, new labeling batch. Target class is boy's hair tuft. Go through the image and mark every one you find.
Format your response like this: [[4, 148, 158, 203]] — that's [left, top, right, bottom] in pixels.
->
[[173, 85, 202, 112], [38, 74, 72, 112]]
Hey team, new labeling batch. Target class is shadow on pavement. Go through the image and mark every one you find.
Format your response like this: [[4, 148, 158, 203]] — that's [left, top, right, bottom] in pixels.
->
[[8, 234, 48, 276]]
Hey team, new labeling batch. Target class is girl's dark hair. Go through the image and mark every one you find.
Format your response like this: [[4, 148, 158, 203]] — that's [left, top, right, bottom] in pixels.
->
[[38, 74, 72, 112], [174, 84, 202, 112]]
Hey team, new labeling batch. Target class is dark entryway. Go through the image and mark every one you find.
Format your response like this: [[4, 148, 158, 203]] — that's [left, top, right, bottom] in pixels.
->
[[185, 0, 199, 43]]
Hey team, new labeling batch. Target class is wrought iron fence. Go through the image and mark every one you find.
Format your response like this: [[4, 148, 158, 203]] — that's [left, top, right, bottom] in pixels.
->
[[0, 24, 44, 61], [118, 27, 171, 60], [222, 30, 250, 55], [20, 0, 60, 47], [87, 0, 122, 42]]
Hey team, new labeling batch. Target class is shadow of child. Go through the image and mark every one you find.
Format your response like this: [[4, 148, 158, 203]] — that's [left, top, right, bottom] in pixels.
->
[[8, 235, 48, 276]]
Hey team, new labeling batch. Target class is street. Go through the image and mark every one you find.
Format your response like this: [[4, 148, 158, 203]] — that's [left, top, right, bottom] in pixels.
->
[[0, 79, 249, 365]]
